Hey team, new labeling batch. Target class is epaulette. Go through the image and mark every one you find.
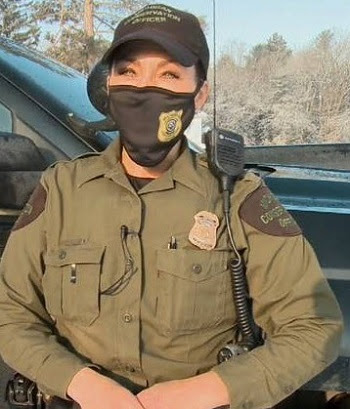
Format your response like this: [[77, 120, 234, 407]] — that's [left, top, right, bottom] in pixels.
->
[[48, 151, 100, 169], [73, 151, 101, 161]]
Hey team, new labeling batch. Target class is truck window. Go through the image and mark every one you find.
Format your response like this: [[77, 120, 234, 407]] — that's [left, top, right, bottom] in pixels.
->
[[0, 102, 12, 133]]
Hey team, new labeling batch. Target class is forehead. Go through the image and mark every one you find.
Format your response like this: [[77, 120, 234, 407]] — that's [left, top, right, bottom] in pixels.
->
[[112, 40, 179, 64]]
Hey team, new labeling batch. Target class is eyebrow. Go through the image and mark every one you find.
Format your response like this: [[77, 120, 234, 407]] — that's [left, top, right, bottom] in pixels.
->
[[112, 57, 179, 69]]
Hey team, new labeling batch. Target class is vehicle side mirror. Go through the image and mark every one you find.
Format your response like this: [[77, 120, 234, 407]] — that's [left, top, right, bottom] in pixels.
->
[[0, 132, 46, 209]]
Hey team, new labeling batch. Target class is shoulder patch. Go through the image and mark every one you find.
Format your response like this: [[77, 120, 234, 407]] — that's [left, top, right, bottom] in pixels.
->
[[12, 183, 47, 231], [239, 185, 301, 236]]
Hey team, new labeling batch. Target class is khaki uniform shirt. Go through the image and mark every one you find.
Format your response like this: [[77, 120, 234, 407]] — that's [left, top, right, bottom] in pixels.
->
[[0, 139, 343, 409]]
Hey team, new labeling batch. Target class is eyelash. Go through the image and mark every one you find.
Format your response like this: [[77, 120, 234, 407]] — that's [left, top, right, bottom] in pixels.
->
[[116, 67, 180, 80], [118, 67, 136, 76], [162, 71, 180, 80]]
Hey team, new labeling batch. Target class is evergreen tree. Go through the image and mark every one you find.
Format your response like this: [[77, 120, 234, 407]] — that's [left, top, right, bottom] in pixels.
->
[[246, 33, 291, 67], [246, 43, 267, 65], [314, 29, 334, 54], [33, 0, 149, 73], [266, 32, 290, 55], [0, 0, 40, 46]]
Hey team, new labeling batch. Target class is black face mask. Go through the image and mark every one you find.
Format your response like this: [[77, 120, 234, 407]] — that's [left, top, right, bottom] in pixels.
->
[[108, 85, 197, 167]]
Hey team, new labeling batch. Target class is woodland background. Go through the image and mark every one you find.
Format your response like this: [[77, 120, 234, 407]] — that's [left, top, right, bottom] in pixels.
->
[[1, 0, 350, 146]]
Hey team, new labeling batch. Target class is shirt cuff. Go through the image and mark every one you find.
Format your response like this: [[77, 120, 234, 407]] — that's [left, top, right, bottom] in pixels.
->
[[35, 354, 98, 399], [211, 352, 272, 409]]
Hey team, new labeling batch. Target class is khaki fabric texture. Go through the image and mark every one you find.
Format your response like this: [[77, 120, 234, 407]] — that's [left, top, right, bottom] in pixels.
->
[[0, 139, 343, 409]]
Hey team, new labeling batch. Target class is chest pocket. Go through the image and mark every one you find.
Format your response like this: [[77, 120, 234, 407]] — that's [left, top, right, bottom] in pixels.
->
[[156, 248, 233, 333], [42, 245, 105, 326]]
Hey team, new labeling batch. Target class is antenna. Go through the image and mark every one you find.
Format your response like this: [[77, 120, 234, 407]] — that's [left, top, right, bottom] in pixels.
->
[[212, 0, 217, 131], [206, 0, 258, 359]]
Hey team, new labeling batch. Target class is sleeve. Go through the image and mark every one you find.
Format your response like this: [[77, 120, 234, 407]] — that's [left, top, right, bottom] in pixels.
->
[[0, 172, 93, 398], [211, 182, 344, 409]]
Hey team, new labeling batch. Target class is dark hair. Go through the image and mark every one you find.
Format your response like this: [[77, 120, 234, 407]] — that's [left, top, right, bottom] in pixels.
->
[[195, 62, 206, 85]]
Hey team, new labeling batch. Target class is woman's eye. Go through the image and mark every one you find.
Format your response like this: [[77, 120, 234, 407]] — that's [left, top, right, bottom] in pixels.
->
[[162, 71, 180, 80], [119, 67, 136, 77]]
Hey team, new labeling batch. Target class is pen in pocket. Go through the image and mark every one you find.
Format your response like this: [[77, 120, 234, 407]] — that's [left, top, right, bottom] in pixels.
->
[[167, 236, 177, 250], [70, 263, 77, 283]]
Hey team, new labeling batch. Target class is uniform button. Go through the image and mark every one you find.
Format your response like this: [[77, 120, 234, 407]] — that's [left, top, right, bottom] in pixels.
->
[[123, 313, 133, 323], [192, 264, 202, 274], [125, 365, 136, 373], [58, 250, 67, 260]]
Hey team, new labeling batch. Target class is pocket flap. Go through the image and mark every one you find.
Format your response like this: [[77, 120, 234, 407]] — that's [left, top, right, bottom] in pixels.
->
[[45, 245, 105, 267], [156, 248, 228, 282]]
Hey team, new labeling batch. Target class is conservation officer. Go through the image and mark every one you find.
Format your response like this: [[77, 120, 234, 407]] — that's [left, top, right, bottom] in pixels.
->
[[0, 4, 343, 409]]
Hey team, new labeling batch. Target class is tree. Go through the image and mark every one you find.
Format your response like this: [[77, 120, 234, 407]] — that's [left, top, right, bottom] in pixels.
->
[[0, 0, 40, 46], [247, 43, 267, 65], [266, 32, 290, 55], [246, 33, 291, 69], [314, 29, 334, 54], [34, 0, 149, 73]]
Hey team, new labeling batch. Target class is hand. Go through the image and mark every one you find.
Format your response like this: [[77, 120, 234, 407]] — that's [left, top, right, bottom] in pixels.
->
[[67, 367, 144, 409], [137, 371, 230, 409]]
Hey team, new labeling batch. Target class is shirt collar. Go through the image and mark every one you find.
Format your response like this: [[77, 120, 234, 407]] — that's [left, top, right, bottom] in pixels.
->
[[137, 140, 205, 196], [170, 141, 205, 196], [77, 138, 205, 197]]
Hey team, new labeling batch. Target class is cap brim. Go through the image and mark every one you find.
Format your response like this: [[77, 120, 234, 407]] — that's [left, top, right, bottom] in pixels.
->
[[102, 29, 197, 67]]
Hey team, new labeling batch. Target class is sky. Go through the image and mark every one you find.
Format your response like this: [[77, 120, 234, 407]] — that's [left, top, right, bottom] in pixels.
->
[[161, 0, 350, 58]]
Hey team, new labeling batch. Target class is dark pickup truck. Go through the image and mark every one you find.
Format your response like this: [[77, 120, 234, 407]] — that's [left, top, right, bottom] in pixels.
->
[[0, 36, 350, 408]]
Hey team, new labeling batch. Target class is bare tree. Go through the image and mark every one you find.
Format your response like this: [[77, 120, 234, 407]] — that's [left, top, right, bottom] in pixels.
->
[[207, 29, 350, 146]]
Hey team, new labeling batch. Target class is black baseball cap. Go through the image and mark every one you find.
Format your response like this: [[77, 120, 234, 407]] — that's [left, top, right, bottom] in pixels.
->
[[102, 4, 209, 78]]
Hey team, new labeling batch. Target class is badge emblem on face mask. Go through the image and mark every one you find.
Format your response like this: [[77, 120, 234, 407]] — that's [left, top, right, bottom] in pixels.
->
[[158, 109, 183, 142]]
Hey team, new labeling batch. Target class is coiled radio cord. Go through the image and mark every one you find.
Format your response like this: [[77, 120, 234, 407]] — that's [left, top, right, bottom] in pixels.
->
[[217, 184, 262, 363]]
